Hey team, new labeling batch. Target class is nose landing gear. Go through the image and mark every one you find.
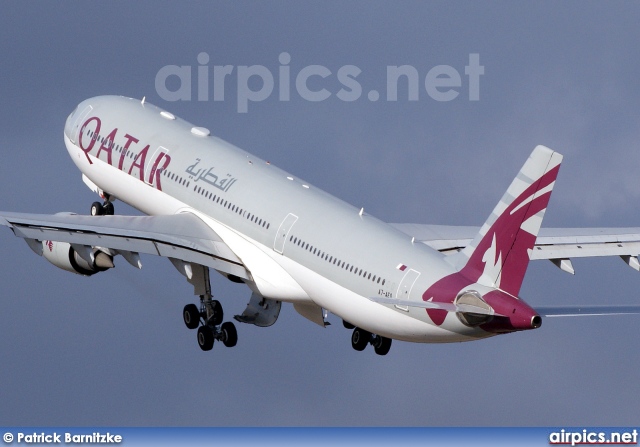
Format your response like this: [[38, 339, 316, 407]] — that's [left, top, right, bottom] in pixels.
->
[[90, 196, 114, 216]]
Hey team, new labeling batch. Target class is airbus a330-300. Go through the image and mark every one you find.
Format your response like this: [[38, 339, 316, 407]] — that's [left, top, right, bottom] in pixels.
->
[[2, 95, 639, 355]]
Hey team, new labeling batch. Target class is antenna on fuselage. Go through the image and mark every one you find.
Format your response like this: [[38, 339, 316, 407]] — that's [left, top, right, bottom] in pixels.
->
[[141, 96, 146, 105]]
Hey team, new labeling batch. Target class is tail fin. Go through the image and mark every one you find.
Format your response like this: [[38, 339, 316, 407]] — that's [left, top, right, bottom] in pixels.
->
[[450, 145, 563, 296]]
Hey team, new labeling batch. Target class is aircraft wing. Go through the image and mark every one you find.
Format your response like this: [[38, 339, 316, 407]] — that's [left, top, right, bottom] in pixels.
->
[[0, 211, 250, 280], [391, 223, 640, 274]]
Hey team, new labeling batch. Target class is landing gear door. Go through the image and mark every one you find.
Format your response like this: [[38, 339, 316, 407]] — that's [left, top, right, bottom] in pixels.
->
[[273, 213, 298, 254], [395, 269, 420, 311], [234, 292, 282, 327]]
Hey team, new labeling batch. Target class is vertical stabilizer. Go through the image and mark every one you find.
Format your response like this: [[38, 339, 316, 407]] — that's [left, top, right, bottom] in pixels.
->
[[450, 146, 563, 296]]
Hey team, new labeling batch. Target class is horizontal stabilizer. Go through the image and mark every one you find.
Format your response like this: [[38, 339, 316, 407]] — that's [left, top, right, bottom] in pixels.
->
[[392, 224, 640, 269], [537, 305, 640, 317]]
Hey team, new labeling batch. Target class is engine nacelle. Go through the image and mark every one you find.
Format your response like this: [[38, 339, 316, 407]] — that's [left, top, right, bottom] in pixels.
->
[[41, 240, 113, 276]]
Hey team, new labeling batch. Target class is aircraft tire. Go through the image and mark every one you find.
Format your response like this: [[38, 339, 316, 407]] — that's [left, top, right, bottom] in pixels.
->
[[342, 320, 355, 329], [103, 202, 114, 215], [210, 300, 224, 326], [221, 321, 238, 347], [90, 202, 104, 216], [183, 304, 200, 329], [373, 336, 392, 356], [197, 325, 214, 351], [351, 327, 370, 351]]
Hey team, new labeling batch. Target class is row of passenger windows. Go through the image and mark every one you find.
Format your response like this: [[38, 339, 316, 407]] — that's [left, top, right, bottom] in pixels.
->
[[86, 129, 285, 239], [87, 129, 195, 190], [289, 234, 386, 285], [86, 129, 138, 160], [194, 184, 271, 230], [87, 130, 196, 188], [85, 130, 388, 287], [162, 168, 190, 188], [86, 130, 272, 231]]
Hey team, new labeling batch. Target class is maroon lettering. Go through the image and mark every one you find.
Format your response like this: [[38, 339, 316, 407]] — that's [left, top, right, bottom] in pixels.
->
[[118, 133, 139, 170], [128, 144, 149, 179], [148, 152, 172, 191], [78, 117, 101, 164], [96, 127, 117, 165]]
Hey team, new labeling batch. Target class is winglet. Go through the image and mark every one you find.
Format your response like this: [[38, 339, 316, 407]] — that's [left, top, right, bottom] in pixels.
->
[[449, 146, 563, 296]]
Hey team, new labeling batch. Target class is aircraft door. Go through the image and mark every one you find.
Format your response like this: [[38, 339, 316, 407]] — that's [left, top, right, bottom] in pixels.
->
[[273, 213, 298, 254], [145, 146, 170, 187], [395, 269, 420, 311]]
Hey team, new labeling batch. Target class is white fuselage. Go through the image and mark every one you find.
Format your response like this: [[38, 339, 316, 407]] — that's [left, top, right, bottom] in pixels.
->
[[63, 96, 495, 343]]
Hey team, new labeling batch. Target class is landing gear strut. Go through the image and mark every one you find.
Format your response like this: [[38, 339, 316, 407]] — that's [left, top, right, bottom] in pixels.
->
[[350, 327, 392, 355], [181, 265, 238, 351]]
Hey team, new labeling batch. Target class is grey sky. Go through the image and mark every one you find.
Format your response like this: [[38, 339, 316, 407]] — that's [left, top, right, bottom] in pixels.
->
[[1, 1, 639, 426]]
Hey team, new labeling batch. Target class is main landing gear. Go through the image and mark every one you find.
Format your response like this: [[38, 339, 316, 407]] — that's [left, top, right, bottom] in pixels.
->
[[181, 266, 238, 351], [183, 298, 238, 351], [347, 322, 392, 356]]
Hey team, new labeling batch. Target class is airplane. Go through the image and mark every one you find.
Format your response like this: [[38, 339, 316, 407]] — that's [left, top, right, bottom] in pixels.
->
[[2, 95, 640, 356]]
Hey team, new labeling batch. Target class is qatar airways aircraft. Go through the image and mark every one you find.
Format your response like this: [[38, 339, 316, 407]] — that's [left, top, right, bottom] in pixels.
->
[[2, 95, 640, 355]]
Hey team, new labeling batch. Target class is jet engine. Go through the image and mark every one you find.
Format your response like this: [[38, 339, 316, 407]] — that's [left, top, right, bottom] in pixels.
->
[[41, 240, 114, 276]]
